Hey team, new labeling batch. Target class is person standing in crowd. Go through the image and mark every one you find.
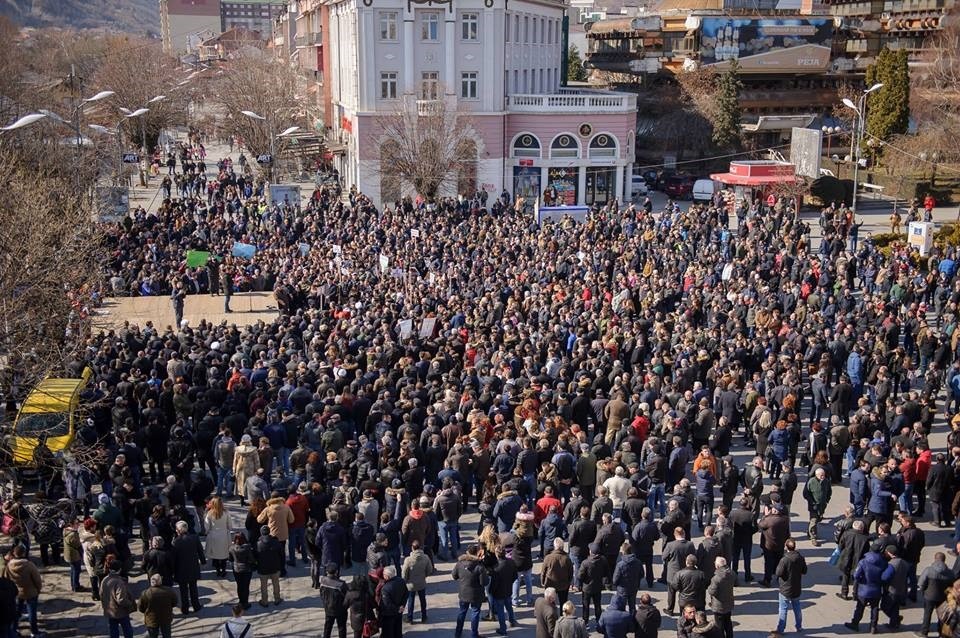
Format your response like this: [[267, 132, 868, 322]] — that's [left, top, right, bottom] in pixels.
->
[[634, 593, 661, 638], [219, 604, 254, 638], [229, 533, 256, 610], [171, 520, 205, 615], [489, 545, 518, 634], [377, 565, 408, 638], [836, 519, 869, 600], [578, 542, 608, 631], [535, 587, 559, 638], [708, 556, 735, 638], [772, 539, 806, 637], [255, 526, 284, 608], [318, 563, 348, 638], [843, 545, 893, 633], [554, 600, 587, 638], [205, 497, 231, 578], [401, 540, 433, 624], [137, 573, 178, 638], [99, 560, 136, 638], [541, 538, 573, 606], [917, 551, 955, 636], [758, 502, 789, 587], [6, 544, 42, 638], [802, 467, 831, 546], [453, 545, 487, 638]]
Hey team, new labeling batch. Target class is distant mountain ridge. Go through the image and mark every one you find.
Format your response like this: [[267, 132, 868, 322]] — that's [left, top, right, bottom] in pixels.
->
[[0, 0, 160, 35]]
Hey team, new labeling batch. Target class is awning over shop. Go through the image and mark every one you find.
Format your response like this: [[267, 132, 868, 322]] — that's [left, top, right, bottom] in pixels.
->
[[710, 160, 796, 186], [710, 172, 797, 185]]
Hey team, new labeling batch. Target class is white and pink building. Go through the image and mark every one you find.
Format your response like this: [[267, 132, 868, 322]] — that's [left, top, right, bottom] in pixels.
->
[[324, 0, 637, 205]]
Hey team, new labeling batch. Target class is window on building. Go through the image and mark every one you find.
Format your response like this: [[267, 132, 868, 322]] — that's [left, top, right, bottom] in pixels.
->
[[513, 69, 519, 93], [504, 70, 509, 95], [512, 133, 542, 158], [514, 15, 520, 42], [379, 11, 398, 40], [524, 16, 529, 42], [551, 134, 580, 159], [461, 71, 478, 99], [420, 71, 439, 99], [505, 14, 510, 42], [522, 69, 528, 93], [380, 72, 398, 99], [461, 12, 479, 40], [420, 12, 439, 41]]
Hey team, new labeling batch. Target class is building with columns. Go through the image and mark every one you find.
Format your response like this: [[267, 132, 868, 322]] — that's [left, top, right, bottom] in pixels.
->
[[323, 0, 637, 206]]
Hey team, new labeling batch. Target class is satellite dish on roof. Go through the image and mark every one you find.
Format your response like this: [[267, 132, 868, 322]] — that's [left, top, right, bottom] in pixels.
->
[[685, 16, 701, 30]]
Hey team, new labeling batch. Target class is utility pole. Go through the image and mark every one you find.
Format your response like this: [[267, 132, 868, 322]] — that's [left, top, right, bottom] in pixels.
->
[[67, 64, 83, 194]]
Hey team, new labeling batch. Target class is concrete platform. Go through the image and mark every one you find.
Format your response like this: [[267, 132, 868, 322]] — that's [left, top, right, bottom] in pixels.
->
[[93, 291, 279, 332]]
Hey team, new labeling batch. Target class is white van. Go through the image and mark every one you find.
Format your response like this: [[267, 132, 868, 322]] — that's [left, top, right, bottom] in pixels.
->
[[631, 175, 648, 199], [692, 179, 715, 202]]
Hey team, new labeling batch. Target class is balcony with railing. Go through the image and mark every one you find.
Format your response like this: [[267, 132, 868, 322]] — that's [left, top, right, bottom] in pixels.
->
[[295, 31, 323, 47], [506, 89, 637, 113]]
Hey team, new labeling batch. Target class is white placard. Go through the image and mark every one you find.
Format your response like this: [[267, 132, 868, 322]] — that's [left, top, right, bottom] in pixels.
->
[[332, 244, 342, 254], [419, 317, 437, 338], [398, 319, 413, 338], [379, 255, 389, 273], [411, 229, 420, 238]]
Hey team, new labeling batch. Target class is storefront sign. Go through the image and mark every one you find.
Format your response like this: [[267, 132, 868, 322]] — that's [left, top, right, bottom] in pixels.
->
[[548, 167, 579, 206]]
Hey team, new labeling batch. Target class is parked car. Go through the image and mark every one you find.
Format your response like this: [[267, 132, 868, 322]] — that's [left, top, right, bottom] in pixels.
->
[[631, 174, 649, 199], [664, 174, 694, 200], [692, 179, 716, 202]]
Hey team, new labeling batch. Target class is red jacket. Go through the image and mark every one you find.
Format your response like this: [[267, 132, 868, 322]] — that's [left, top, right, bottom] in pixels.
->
[[534, 496, 562, 525], [900, 457, 916, 483], [915, 449, 933, 481], [285, 493, 310, 528]]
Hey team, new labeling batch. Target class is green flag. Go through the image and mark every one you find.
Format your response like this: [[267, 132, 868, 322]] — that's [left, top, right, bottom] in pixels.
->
[[185, 250, 210, 268]]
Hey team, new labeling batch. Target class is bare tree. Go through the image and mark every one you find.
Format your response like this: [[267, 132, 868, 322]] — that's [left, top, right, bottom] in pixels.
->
[[675, 66, 720, 126], [213, 50, 308, 177], [375, 95, 478, 201], [0, 155, 102, 401], [91, 37, 193, 152]]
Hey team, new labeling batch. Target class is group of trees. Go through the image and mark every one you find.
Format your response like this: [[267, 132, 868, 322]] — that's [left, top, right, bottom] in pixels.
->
[[675, 61, 744, 151]]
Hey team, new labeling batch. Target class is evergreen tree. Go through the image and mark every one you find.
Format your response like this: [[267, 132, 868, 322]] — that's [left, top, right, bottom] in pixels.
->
[[712, 60, 743, 149], [865, 48, 910, 142], [567, 45, 588, 83]]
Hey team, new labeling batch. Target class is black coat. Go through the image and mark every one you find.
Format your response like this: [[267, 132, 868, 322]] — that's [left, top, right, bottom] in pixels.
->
[[673, 567, 708, 610], [634, 603, 662, 638], [379, 577, 408, 616], [775, 550, 807, 599], [142, 548, 175, 585], [927, 463, 951, 502], [453, 557, 488, 604], [569, 519, 597, 560], [490, 558, 518, 599], [837, 529, 870, 574], [171, 533, 205, 583], [255, 535, 284, 575], [578, 554, 610, 595]]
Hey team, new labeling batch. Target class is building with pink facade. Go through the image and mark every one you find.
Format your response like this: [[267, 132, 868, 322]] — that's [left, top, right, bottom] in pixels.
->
[[324, 0, 637, 206]]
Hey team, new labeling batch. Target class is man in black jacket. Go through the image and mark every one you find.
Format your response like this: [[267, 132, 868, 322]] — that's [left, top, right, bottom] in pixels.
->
[[632, 508, 659, 588], [453, 546, 488, 638], [378, 565, 408, 638], [634, 593, 662, 638], [836, 519, 870, 600], [490, 547, 518, 634], [673, 554, 709, 612], [256, 526, 284, 607], [774, 539, 807, 635], [729, 498, 756, 583], [171, 520, 205, 615], [896, 512, 925, 602], [318, 563, 348, 638], [578, 543, 608, 630], [568, 506, 597, 592]]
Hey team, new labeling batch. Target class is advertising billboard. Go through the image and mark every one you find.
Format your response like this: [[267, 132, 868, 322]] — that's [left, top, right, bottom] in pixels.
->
[[700, 18, 833, 73]]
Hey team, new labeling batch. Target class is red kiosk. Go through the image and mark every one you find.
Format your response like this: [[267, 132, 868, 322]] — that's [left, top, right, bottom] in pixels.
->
[[710, 161, 797, 207]]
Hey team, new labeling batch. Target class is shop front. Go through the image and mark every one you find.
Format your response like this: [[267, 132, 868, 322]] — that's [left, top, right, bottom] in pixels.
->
[[710, 160, 796, 206]]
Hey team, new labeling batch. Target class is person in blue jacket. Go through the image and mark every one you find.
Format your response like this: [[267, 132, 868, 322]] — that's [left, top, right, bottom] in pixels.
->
[[844, 549, 894, 632], [866, 467, 894, 534], [767, 422, 792, 478], [848, 459, 870, 517], [598, 593, 635, 638]]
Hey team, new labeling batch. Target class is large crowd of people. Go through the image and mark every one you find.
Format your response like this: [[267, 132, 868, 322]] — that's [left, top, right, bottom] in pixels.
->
[[2, 139, 960, 638]]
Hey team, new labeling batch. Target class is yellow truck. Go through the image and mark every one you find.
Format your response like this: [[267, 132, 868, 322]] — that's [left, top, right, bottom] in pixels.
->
[[11, 368, 92, 466]]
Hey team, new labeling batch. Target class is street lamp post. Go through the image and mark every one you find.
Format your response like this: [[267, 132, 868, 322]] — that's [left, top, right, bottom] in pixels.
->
[[0, 88, 114, 194], [89, 123, 123, 186], [240, 111, 299, 184], [821, 125, 837, 159], [841, 82, 884, 213]]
